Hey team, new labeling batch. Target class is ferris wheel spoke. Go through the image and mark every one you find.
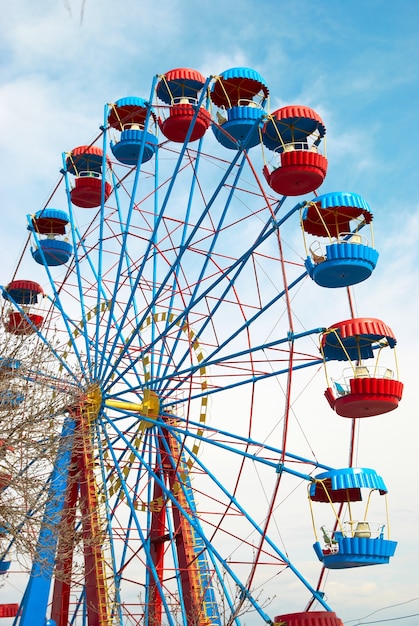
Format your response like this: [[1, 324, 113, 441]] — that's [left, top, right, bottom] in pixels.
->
[[162, 423, 332, 613], [110, 258, 312, 406], [156, 404, 331, 474], [160, 353, 324, 414], [147, 145, 219, 384], [100, 147, 246, 388], [61, 159, 105, 377], [99, 415, 279, 623], [62, 215, 147, 385], [94, 129, 158, 380], [98, 400, 329, 596], [152, 152, 252, 385], [97, 420, 194, 626], [102, 199, 288, 394], [91, 132, 114, 378]]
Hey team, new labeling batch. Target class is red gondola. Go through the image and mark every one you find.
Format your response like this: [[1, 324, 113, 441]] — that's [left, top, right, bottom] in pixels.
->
[[66, 146, 112, 208], [321, 318, 403, 417], [2, 280, 44, 335], [262, 105, 327, 196], [156, 68, 211, 143]]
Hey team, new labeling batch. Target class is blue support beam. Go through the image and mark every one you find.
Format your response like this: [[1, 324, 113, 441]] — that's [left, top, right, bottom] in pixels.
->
[[17, 416, 75, 626]]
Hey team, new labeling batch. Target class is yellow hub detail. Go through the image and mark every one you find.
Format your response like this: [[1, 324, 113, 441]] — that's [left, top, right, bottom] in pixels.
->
[[105, 389, 160, 423], [84, 383, 103, 423]]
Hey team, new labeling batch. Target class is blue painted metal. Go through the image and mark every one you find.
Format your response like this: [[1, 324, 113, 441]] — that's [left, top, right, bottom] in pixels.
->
[[106, 194, 307, 392], [217, 66, 267, 88], [62, 164, 97, 378], [310, 191, 371, 212], [17, 417, 75, 626], [94, 110, 114, 380], [309, 467, 388, 498], [31, 239, 73, 266], [172, 428, 333, 614], [0, 356, 21, 372], [313, 537, 397, 569], [153, 132, 211, 382], [98, 77, 165, 380], [158, 152, 249, 383], [305, 241, 379, 288], [212, 105, 265, 149], [28, 190, 91, 383], [29, 208, 70, 226], [161, 323, 324, 405], [170, 437, 222, 626], [98, 416, 194, 626], [101, 100, 242, 388], [211, 66, 269, 112], [164, 412, 334, 473], [113, 96, 148, 109], [110, 128, 157, 165]]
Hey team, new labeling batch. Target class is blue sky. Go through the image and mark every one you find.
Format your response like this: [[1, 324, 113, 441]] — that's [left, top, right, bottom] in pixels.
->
[[0, 1, 418, 624]]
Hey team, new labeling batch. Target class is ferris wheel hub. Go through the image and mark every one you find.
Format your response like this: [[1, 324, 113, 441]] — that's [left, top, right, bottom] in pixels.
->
[[105, 389, 160, 424]]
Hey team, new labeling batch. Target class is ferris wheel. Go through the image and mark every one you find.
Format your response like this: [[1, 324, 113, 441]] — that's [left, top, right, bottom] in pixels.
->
[[0, 67, 403, 626]]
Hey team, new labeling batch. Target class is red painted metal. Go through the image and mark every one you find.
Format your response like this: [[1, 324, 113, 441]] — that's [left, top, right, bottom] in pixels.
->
[[50, 406, 111, 626], [70, 145, 103, 158], [302, 202, 373, 238], [271, 105, 325, 127], [274, 610, 344, 626], [262, 105, 326, 147], [323, 317, 396, 344], [31, 216, 67, 236], [77, 407, 110, 626], [309, 477, 362, 503], [211, 72, 268, 107], [163, 67, 206, 85], [0, 604, 19, 618], [158, 104, 211, 143], [50, 443, 80, 626], [70, 177, 112, 209], [148, 463, 167, 626], [108, 105, 149, 129], [0, 440, 14, 451], [5, 312, 44, 335], [0, 473, 12, 490], [66, 146, 111, 177], [5, 280, 43, 296], [165, 431, 204, 625], [333, 377, 404, 417], [263, 150, 328, 196], [147, 427, 210, 625]]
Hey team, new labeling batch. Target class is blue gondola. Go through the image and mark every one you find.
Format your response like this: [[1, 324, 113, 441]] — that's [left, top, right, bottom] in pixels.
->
[[210, 67, 269, 149], [309, 467, 397, 568], [301, 192, 379, 287], [29, 209, 73, 266], [108, 97, 158, 165]]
